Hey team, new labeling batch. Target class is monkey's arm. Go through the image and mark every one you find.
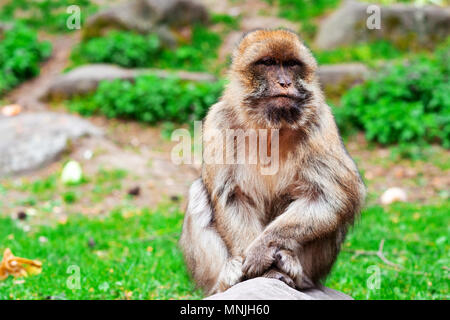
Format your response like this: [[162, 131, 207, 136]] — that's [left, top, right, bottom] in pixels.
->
[[204, 165, 265, 257], [242, 156, 365, 281], [201, 165, 267, 292]]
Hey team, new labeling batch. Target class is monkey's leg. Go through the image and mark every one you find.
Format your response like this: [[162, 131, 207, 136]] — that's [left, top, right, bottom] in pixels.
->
[[273, 249, 304, 288], [297, 230, 345, 288], [210, 256, 243, 294], [180, 179, 242, 295], [260, 245, 335, 289], [243, 198, 353, 288]]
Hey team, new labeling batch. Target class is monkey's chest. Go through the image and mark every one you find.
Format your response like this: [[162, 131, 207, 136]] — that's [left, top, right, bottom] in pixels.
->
[[235, 164, 297, 222]]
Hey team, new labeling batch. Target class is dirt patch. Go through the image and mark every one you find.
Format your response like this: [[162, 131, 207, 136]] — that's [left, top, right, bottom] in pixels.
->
[[346, 133, 449, 205]]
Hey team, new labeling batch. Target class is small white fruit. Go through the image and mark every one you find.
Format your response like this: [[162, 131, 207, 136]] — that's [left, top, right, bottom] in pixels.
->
[[61, 160, 83, 185], [380, 187, 407, 205]]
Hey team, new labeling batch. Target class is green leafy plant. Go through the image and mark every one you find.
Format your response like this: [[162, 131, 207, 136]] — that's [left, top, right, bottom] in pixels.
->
[[0, 24, 52, 96], [0, 0, 97, 32], [70, 26, 222, 72], [335, 40, 450, 150], [211, 13, 241, 30], [159, 26, 222, 71], [68, 75, 224, 124], [71, 31, 161, 68], [267, 0, 340, 39], [314, 40, 404, 65], [269, 0, 340, 21]]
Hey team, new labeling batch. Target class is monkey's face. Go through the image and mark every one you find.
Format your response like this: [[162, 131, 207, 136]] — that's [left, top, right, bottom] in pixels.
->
[[230, 29, 321, 129], [246, 56, 312, 125]]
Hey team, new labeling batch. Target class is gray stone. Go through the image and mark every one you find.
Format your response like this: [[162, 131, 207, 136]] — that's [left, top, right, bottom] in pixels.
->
[[83, 0, 209, 43], [315, 0, 450, 50], [206, 278, 353, 300], [45, 65, 137, 99], [0, 112, 102, 177], [0, 22, 13, 35], [44, 63, 364, 100], [44, 64, 217, 99], [317, 63, 369, 90]]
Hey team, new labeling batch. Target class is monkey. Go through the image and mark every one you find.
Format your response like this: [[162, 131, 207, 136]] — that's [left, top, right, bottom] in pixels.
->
[[179, 29, 366, 295]]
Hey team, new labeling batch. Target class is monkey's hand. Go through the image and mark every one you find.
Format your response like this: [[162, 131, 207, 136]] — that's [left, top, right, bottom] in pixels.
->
[[242, 238, 303, 288], [242, 240, 277, 278]]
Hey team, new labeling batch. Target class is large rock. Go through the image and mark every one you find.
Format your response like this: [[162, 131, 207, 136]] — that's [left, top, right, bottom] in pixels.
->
[[83, 0, 209, 44], [45, 65, 138, 99], [206, 278, 353, 300], [0, 23, 13, 35], [0, 112, 102, 177], [44, 63, 363, 100], [316, 0, 450, 50], [44, 64, 218, 99], [317, 63, 369, 94]]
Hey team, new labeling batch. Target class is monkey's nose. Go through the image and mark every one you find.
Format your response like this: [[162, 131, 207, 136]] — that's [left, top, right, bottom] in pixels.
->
[[277, 77, 292, 88]]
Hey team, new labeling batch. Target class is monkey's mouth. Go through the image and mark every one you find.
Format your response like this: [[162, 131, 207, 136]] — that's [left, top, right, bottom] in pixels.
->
[[245, 88, 312, 125], [269, 93, 309, 102], [245, 95, 307, 126], [272, 94, 295, 99]]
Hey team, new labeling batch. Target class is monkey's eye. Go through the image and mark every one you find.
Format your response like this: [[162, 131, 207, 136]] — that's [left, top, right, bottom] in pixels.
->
[[256, 58, 276, 66], [284, 60, 302, 67]]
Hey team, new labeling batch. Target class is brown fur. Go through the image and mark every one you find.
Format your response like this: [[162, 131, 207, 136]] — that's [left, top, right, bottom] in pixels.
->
[[180, 29, 366, 295]]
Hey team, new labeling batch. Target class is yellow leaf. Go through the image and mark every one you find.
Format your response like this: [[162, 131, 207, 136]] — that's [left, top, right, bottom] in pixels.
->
[[0, 248, 42, 280]]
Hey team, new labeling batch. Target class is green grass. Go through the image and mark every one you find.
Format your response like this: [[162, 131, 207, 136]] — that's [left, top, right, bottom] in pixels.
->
[[1, 169, 448, 299], [2, 168, 129, 208], [0, 205, 201, 300], [0, 200, 447, 299], [326, 202, 449, 299]]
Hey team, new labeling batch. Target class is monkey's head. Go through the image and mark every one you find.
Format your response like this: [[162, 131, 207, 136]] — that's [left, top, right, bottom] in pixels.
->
[[227, 29, 323, 129]]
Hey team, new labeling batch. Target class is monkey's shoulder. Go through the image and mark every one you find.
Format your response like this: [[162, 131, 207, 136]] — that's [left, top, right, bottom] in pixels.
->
[[204, 101, 242, 130]]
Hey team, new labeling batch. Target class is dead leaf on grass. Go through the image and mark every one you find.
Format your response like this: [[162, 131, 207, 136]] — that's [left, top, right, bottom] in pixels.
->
[[0, 248, 42, 280]]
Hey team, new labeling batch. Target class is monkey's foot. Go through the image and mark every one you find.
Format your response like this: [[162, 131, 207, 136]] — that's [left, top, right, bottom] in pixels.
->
[[210, 256, 243, 295], [262, 269, 295, 289], [274, 249, 303, 288]]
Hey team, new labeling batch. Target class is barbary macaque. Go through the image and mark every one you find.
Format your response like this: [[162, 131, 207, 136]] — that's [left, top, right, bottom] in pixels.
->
[[180, 29, 366, 295]]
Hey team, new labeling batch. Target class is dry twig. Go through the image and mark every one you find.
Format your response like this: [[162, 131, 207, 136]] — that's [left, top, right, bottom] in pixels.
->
[[343, 239, 403, 269]]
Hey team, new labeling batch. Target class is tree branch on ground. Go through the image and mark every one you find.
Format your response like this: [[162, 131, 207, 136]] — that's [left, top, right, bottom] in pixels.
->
[[343, 239, 403, 269]]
